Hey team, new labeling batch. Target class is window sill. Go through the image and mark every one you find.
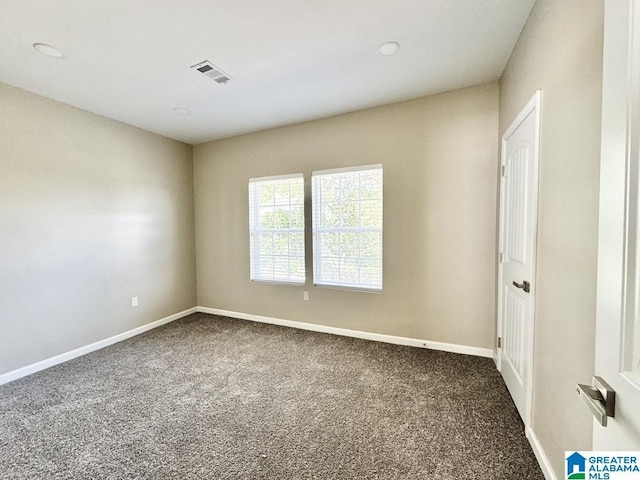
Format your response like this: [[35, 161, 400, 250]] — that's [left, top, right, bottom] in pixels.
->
[[250, 279, 305, 287], [313, 283, 383, 294]]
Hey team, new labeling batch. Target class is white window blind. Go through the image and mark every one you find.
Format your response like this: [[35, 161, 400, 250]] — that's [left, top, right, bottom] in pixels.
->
[[249, 174, 305, 284], [312, 164, 383, 291]]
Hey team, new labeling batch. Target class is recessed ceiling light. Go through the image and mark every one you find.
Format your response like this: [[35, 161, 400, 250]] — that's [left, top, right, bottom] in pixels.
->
[[377, 41, 400, 56], [172, 107, 190, 115], [32, 43, 65, 58]]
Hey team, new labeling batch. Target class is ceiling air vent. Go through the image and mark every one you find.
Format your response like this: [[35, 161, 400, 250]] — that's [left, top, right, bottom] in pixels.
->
[[191, 60, 232, 85]]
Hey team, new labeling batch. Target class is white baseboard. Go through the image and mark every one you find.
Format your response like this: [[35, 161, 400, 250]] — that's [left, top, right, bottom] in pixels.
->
[[0, 306, 492, 386], [0, 307, 197, 386], [526, 426, 558, 480], [3, 305, 548, 475], [197, 306, 494, 358]]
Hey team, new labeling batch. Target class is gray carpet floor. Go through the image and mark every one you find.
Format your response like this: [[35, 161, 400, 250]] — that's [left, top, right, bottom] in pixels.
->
[[0, 313, 543, 479]]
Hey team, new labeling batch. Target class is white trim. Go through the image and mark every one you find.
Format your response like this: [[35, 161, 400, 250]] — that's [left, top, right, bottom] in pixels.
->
[[251, 279, 305, 287], [248, 174, 306, 284], [311, 163, 382, 176], [525, 427, 558, 480], [497, 90, 542, 429], [313, 282, 383, 293], [2, 305, 548, 474], [502, 91, 542, 140], [312, 165, 384, 291], [249, 172, 303, 182], [197, 306, 493, 358], [0, 307, 197, 386]]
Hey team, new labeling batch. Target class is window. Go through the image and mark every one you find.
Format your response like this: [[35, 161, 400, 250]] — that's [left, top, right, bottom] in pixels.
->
[[249, 174, 305, 284], [312, 164, 383, 291]]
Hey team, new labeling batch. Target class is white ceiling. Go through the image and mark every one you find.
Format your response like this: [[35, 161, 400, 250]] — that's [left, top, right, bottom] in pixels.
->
[[0, 0, 535, 145]]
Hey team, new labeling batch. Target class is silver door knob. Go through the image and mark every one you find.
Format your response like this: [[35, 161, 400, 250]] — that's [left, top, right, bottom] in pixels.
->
[[512, 280, 531, 293], [576, 376, 616, 426]]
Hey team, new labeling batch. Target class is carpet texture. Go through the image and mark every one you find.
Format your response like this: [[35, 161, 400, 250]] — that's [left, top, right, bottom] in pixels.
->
[[0, 313, 543, 479]]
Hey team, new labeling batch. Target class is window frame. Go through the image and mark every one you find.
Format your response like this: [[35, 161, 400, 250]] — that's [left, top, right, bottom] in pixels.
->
[[248, 173, 306, 285], [311, 164, 383, 292]]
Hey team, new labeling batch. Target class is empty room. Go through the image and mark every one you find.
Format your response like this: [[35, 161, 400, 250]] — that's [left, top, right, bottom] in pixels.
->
[[1, 0, 639, 479]]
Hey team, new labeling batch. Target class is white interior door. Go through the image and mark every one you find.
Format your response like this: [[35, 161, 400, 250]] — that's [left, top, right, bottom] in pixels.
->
[[498, 91, 541, 425], [592, 0, 640, 449]]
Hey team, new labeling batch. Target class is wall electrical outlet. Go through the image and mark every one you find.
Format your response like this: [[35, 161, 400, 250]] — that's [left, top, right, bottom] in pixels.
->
[[303, 291, 309, 301], [131, 296, 139, 307]]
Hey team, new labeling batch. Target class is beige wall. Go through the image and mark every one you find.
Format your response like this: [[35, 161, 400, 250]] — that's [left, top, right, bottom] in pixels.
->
[[0, 83, 197, 375], [0, 3, 610, 469], [194, 83, 499, 349], [499, 0, 604, 475]]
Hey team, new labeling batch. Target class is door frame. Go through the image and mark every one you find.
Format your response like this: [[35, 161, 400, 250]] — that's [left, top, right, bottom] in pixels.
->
[[496, 90, 542, 428]]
